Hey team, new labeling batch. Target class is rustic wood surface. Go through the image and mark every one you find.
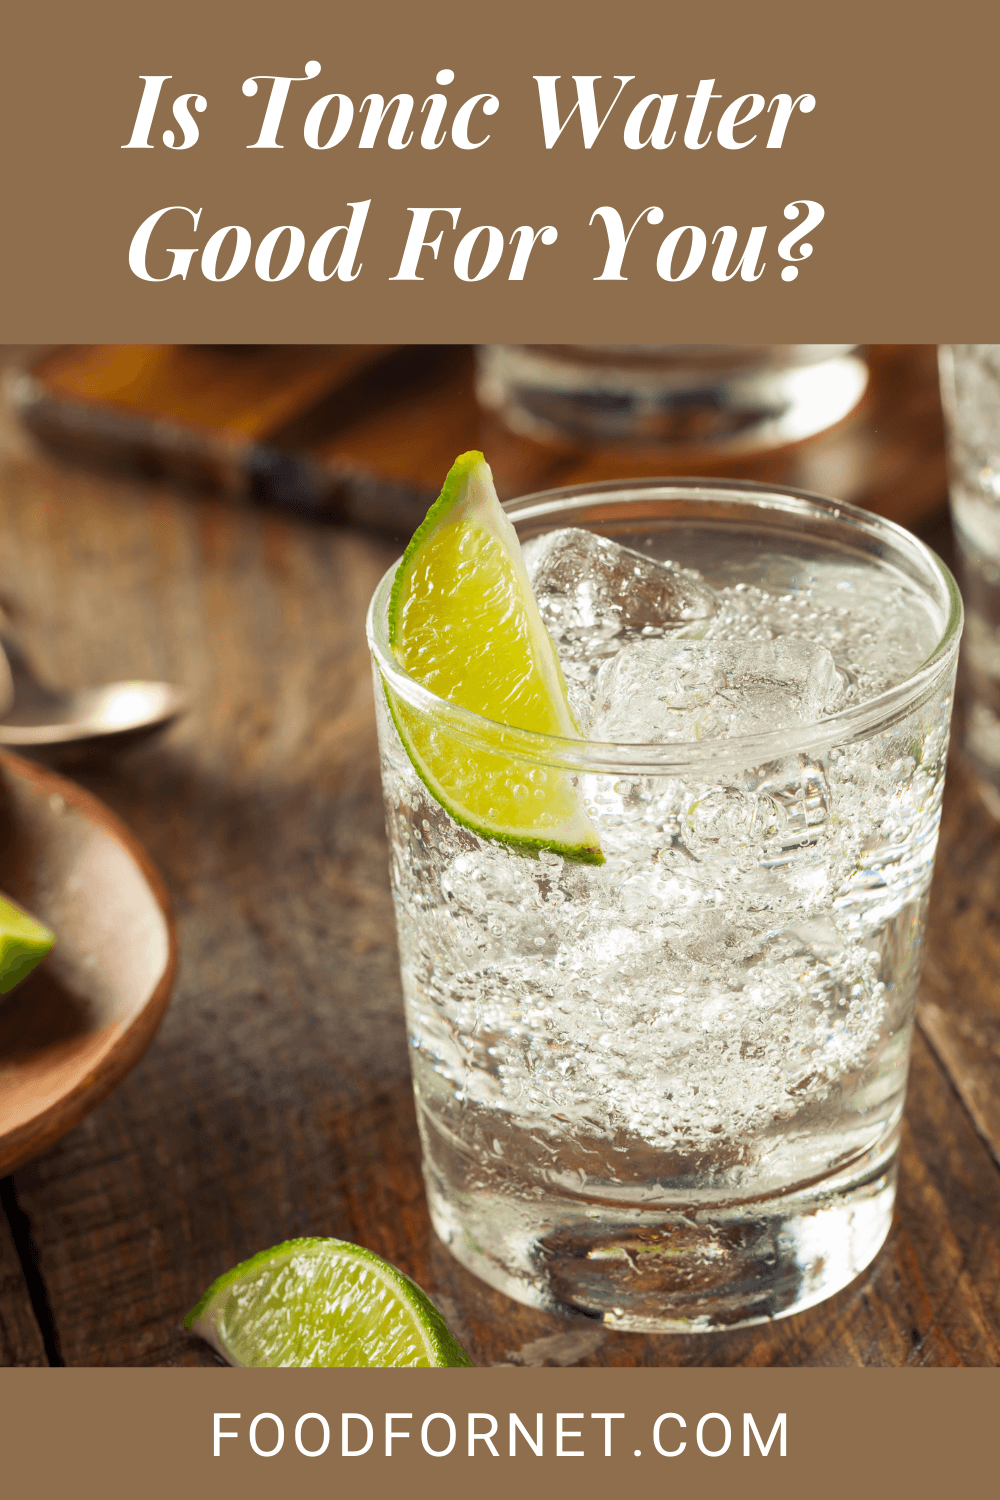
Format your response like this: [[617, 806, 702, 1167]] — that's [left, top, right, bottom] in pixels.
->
[[0, 1193, 47, 1366], [0, 345, 997, 1367]]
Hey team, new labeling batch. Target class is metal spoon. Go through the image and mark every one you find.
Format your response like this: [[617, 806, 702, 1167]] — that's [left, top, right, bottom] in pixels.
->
[[0, 629, 188, 750]]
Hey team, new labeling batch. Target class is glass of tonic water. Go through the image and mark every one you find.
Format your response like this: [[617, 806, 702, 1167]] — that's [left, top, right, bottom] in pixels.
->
[[367, 479, 961, 1331]]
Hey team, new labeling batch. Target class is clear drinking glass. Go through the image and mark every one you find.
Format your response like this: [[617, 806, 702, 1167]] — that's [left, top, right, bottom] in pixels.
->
[[476, 345, 868, 452], [367, 479, 961, 1331], [938, 345, 1000, 813]]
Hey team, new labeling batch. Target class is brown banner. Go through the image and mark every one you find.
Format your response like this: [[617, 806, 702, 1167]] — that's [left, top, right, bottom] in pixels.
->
[[3, 0, 998, 340], [2, 1368, 999, 1496]]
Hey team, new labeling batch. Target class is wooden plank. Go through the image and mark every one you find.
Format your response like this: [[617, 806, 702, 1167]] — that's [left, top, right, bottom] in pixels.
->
[[11, 344, 400, 499], [0, 1193, 48, 1366], [27, 344, 398, 439]]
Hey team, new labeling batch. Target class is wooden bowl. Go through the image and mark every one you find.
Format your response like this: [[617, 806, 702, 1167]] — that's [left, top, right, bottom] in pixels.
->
[[0, 752, 176, 1174]]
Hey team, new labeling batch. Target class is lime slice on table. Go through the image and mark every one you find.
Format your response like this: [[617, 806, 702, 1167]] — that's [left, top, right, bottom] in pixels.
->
[[184, 1237, 471, 1367], [0, 892, 54, 995], [386, 451, 603, 865]]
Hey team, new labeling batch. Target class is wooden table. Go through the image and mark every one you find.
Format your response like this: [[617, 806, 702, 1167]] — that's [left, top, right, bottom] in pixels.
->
[[0, 346, 997, 1368]]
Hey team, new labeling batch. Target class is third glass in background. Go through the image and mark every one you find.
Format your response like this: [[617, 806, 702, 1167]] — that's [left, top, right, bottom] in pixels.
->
[[939, 345, 1000, 814]]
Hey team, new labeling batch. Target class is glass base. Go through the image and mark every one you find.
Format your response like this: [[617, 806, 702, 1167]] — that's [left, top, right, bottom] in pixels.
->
[[423, 1114, 897, 1333]]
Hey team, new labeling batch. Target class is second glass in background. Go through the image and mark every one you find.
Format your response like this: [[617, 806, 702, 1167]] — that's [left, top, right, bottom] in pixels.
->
[[477, 345, 869, 452], [939, 345, 1000, 813]]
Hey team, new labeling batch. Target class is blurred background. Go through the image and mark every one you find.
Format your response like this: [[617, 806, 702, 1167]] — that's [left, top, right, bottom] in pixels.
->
[[7, 343, 947, 543]]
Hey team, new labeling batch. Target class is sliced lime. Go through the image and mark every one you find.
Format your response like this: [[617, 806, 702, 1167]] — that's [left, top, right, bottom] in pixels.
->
[[386, 451, 603, 865], [184, 1237, 471, 1367], [0, 893, 54, 995]]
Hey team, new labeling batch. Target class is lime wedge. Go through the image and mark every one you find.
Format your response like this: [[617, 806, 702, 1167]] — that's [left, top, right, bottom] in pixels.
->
[[184, 1237, 472, 1367], [0, 892, 54, 995], [386, 451, 603, 865]]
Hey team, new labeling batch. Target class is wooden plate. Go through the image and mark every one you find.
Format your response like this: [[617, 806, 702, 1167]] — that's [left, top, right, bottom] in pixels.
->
[[0, 753, 176, 1174]]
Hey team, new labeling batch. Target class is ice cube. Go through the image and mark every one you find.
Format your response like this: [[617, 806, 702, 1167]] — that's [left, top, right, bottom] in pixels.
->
[[523, 528, 717, 634], [591, 635, 844, 743]]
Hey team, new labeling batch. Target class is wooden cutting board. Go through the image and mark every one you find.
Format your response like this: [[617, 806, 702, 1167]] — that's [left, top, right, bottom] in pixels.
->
[[11, 344, 948, 544]]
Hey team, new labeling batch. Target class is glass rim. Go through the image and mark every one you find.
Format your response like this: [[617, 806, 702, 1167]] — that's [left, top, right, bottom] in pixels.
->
[[366, 476, 963, 776]]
